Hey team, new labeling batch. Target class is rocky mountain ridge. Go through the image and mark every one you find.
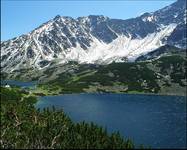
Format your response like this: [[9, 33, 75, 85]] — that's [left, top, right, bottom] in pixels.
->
[[1, 0, 186, 73]]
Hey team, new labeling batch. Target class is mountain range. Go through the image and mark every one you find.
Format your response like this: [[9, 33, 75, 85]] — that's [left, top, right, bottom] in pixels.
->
[[1, 0, 186, 74]]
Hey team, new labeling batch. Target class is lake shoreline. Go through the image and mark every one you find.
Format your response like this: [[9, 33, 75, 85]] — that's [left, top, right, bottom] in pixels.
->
[[36, 93, 187, 149], [1, 79, 186, 97], [37, 91, 187, 97], [1, 80, 186, 148]]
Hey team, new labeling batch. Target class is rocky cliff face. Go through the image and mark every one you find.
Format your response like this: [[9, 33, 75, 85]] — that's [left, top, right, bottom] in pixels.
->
[[1, 0, 186, 73]]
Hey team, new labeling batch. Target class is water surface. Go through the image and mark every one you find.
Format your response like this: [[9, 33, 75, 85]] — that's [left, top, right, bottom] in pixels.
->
[[1, 80, 37, 89], [36, 93, 187, 149]]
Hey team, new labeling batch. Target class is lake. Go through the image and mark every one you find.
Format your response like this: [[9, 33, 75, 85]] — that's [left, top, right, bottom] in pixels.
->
[[1, 80, 186, 148], [36, 93, 187, 149], [1, 80, 37, 89]]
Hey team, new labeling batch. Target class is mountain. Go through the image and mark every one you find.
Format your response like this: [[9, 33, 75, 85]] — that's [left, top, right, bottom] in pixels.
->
[[32, 54, 186, 96], [135, 45, 186, 62], [1, 0, 186, 74]]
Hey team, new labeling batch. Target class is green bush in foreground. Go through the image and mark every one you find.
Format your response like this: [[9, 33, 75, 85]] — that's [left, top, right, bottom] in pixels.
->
[[0, 87, 136, 149]]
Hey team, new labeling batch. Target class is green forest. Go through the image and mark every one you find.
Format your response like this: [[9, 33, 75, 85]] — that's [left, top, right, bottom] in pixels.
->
[[0, 87, 137, 149], [36, 55, 186, 96]]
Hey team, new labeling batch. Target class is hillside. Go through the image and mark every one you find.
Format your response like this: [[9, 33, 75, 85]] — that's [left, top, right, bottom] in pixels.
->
[[30, 54, 186, 96], [1, 0, 186, 96], [1, 0, 186, 74], [0, 87, 137, 149]]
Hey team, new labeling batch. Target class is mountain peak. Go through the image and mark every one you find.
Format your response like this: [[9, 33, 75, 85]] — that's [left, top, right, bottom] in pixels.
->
[[1, 0, 186, 73], [54, 15, 61, 20], [88, 15, 109, 21]]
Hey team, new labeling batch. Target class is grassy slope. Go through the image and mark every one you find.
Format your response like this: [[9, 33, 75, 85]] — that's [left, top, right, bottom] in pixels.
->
[[36, 55, 186, 96], [1, 87, 137, 149]]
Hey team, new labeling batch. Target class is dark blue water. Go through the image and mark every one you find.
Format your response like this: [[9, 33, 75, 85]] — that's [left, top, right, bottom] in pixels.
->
[[36, 93, 187, 149], [1, 80, 37, 89]]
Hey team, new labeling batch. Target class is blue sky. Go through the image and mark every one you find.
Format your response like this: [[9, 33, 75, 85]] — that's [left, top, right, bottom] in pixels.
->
[[1, 0, 175, 41]]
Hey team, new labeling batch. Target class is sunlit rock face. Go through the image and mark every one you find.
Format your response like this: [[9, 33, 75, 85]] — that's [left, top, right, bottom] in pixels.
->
[[1, 0, 186, 72]]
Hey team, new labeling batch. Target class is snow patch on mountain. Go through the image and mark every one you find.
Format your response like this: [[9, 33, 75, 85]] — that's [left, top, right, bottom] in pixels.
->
[[1, 0, 186, 73], [59, 23, 177, 64], [0, 22, 178, 72], [142, 15, 157, 22], [184, 10, 187, 24]]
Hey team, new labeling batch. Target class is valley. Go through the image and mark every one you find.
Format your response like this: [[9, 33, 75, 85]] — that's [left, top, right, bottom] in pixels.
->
[[1, 0, 186, 97], [3, 53, 185, 96], [38, 54, 186, 96], [1, 0, 187, 149]]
